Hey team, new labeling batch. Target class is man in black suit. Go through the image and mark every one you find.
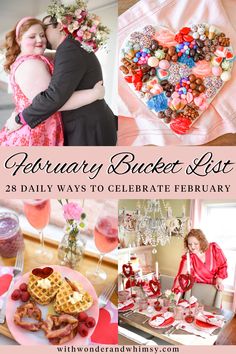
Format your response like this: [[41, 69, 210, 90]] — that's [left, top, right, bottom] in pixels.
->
[[14, 15, 117, 146]]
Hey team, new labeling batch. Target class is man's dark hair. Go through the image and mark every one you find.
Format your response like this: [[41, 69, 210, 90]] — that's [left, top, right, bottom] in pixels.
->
[[42, 15, 58, 28]]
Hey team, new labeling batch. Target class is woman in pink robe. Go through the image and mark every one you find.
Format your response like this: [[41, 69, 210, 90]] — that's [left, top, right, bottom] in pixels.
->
[[173, 229, 228, 293]]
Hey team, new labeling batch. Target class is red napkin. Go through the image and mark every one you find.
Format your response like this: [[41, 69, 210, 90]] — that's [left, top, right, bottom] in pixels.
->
[[90, 307, 118, 344], [0, 267, 13, 309]]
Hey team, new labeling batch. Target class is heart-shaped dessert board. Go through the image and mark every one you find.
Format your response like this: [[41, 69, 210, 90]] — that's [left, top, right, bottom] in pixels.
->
[[119, 24, 235, 134]]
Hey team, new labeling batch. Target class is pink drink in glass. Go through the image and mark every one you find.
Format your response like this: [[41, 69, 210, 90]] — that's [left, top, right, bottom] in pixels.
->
[[94, 216, 118, 253], [23, 200, 50, 230]]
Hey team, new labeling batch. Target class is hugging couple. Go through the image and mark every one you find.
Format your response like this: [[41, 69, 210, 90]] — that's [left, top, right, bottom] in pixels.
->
[[0, 0, 117, 146]]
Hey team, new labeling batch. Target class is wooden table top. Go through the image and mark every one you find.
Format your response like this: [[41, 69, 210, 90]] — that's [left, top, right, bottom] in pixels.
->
[[0, 233, 117, 339], [119, 307, 233, 346], [118, 0, 139, 15], [215, 314, 236, 345]]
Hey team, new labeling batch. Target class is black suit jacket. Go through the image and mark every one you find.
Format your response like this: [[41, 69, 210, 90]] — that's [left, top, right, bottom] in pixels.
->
[[22, 36, 117, 146]]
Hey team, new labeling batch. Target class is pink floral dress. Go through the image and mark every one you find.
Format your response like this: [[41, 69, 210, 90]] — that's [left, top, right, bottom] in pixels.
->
[[0, 54, 64, 146]]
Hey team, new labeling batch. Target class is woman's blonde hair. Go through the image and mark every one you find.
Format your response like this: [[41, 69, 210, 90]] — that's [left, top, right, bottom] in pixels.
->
[[184, 229, 209, 252], [3, 18, 44, 73]]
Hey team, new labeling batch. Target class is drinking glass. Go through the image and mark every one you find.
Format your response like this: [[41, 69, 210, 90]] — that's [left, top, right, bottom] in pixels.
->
[[86, 203, 118, 283], [23, 199, 53, 262], [174, 306, 184, 320], [184, 308, 195, 323]]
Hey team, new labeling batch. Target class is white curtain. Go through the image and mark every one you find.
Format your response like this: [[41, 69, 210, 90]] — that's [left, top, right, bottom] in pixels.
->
[[189, 199, 203, 229]]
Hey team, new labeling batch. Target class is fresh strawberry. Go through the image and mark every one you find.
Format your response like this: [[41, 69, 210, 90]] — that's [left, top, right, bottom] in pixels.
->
[[85, 317, 96, 328], [77, 312, 88, 322], [19, 283, 28, 291], [78, 323, 89, 337], [11, 289, 21, 301], [20, 291, 30, 302]]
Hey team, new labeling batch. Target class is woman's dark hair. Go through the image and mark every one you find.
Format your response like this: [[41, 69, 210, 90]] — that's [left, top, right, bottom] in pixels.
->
[[184, 229, 209, 252]]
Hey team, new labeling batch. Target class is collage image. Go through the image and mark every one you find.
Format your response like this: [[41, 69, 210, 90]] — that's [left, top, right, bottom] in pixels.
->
[[0, 0, 236, 352]]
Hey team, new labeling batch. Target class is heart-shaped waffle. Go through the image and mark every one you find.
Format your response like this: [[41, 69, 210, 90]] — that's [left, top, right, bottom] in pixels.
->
[[119, 24, 234, 134], [54, 280, 93, 315], [28, 269, 63, 305]]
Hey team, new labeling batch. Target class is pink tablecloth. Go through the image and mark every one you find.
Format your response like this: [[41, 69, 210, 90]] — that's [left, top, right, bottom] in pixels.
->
[[118, 0, 236, 146]]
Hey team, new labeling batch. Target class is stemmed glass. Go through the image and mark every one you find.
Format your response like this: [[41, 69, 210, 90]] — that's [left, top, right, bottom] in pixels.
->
[[86, 203, 118, 283], [23, 199, 53, 262]]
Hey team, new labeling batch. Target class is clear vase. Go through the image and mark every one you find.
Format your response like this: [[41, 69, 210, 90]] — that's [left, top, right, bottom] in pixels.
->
[[58, 231, 86, 269]]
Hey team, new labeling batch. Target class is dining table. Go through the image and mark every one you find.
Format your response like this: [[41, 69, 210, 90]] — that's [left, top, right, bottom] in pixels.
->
[[0, 231, 118, 343], [119, 305, 234, 345]]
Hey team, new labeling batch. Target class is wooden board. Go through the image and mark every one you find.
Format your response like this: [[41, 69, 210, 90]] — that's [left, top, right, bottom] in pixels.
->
[[0, 233, 117, 339]]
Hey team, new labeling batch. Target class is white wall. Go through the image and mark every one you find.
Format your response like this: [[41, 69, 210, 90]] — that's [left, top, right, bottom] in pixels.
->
[[95, 3, 118, 114]]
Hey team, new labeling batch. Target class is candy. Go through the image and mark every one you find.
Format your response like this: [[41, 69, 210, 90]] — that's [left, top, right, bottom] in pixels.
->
[[143, 25, 156, 36], [220, 71, 231, 81], [215, 47, 228, 58], [159, 59, 170, 69], [170, 116, 191, 134], [157, 69, 169, 80], [192, 32, 200, 39], [154, 49, 166, 60], [148, 56, 159, 67], [147, 92, 168, 112], [221, 60, 232, 71], [211, 56, 223, 66], [169, 97, 186, 110], [208, 25, 216, 40], [120, 22, 234, 135], [180, 27, 191, 35], [212, 66, 222, 76]]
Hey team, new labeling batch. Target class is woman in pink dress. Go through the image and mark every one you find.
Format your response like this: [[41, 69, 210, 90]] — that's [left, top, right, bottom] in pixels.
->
[[173, 229, 228, 293], [0, 18, 104, 146]]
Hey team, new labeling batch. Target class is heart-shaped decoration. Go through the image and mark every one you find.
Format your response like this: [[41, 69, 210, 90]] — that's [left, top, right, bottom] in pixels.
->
[[179, 273, 195, 292], [136, 279, 145, 287], [91, 308, 118, 344], [122, 263, 133, 278], [0, 274, 13, 296], [120, 24, 234, 134], [149, 279, 161, 295], [125, 278, 136, 289], [32, 267, 53, 279]]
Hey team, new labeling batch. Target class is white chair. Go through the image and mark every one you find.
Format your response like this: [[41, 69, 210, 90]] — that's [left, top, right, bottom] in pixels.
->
[[184, 283, 222, 308], [159, 274, 175, 292]]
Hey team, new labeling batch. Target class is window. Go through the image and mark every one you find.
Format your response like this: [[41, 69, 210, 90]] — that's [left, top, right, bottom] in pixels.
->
[[201, 201, 236, 291]]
